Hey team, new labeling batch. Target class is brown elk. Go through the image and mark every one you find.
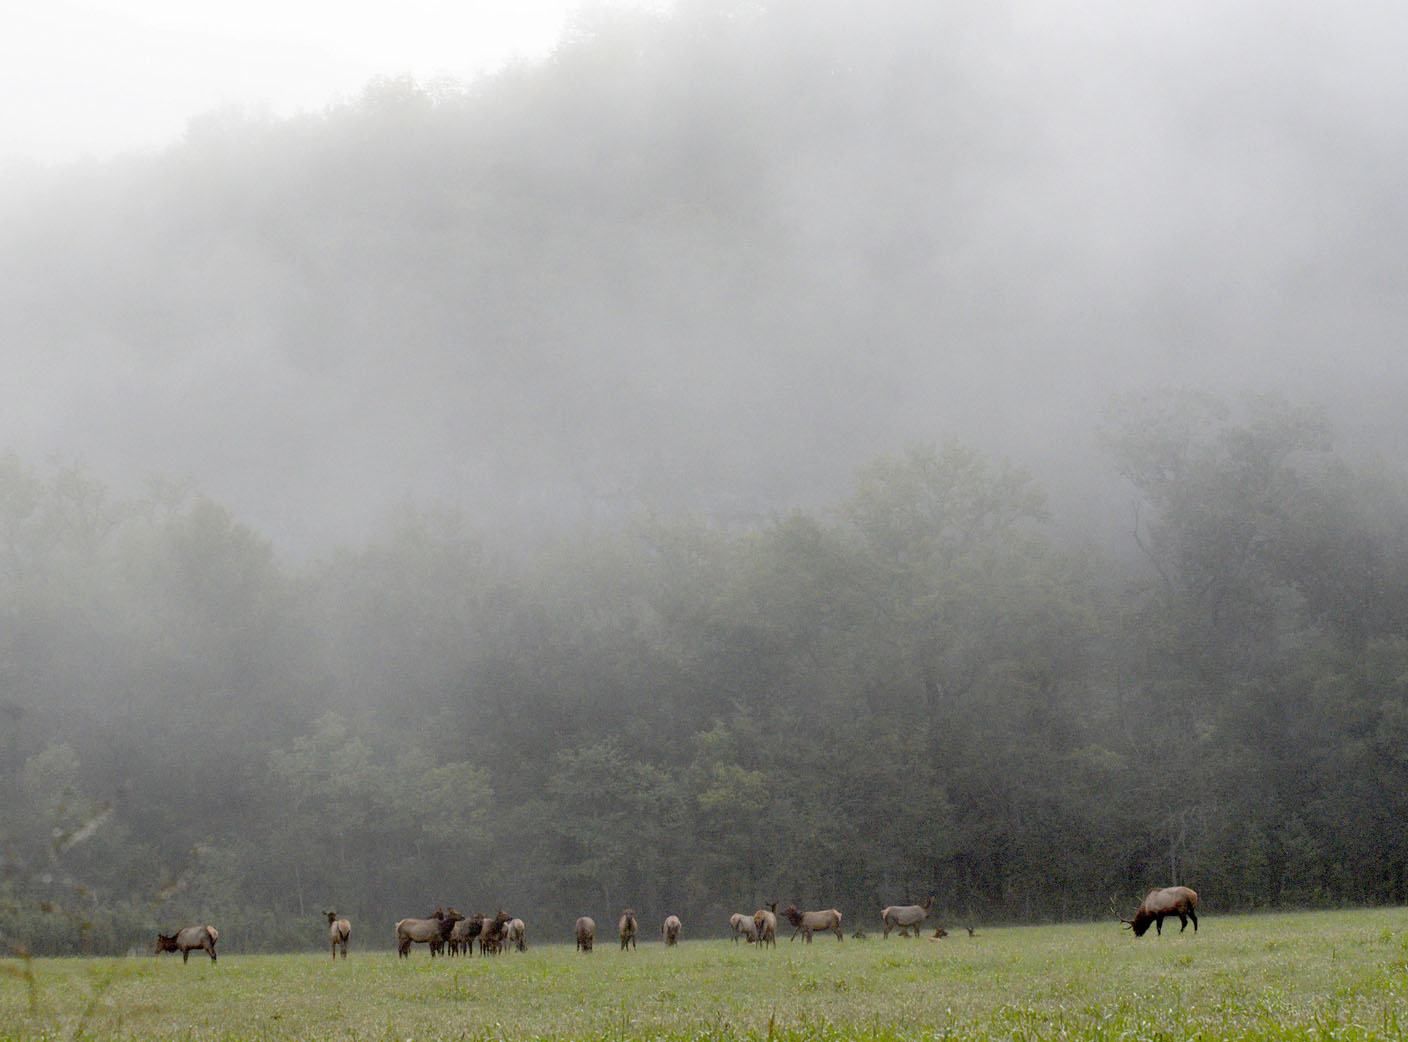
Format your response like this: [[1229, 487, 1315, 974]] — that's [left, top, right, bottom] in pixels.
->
[[618, 909, 637, 950], [782, 906, 843, 943], [575, 916, 596, 952], [446, 914, 484, 956], [880, 896, 934, 939], [479, 910, 513, 955], [753, 903, 777, 948], [1118, 886, 1199, 937], [662, 914, 682, 945], [324, 911, 350, 959], [155, 925, 219, 963], [395, 907, 464, 957]]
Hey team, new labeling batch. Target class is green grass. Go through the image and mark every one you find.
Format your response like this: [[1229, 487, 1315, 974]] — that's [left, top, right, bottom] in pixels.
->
[[4, 908, 1408, 1040]]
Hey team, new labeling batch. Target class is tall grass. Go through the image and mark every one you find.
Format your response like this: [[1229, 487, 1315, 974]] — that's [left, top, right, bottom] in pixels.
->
[[3, 908, 1407, 1041]]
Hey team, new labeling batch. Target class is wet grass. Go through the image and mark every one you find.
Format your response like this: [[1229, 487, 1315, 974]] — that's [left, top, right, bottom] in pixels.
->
[[3, 907, 1408, 1040]]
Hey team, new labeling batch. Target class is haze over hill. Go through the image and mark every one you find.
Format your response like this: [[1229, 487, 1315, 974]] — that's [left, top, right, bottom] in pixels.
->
[[9, 0, 1408, 951], [4, 0, 1405, 553]]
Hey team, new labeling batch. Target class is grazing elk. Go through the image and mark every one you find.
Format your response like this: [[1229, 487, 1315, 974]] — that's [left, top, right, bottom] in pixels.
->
[[1118, 886, 1199, 937], [880, 896, 934, 939], [155, 925, 219, 963], [395, 907, 464, 957], [730, 912, 758, 944], [618, 909, 637, 950], [753, 903, 777, 949], [575, 916, 596, 952], [782, 906, 843, 943], [503, 917, 526, 952], [324, 911, 351, 959], [662, 914, 682, 946]]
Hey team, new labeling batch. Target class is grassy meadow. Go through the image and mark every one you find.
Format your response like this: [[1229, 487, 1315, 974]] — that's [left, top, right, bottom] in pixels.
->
[[4, 908, 1408, 1041]]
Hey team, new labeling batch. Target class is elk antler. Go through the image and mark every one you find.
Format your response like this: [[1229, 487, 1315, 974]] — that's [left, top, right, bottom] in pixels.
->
[[1109, 896, 1132, 926]]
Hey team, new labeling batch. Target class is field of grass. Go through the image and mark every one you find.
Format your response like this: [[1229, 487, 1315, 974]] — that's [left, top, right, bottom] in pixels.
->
[[4, 908, 1408, 1041]]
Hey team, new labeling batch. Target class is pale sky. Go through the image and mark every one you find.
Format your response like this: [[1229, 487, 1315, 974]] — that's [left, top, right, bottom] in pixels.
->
[[1, 0, 648, 165]]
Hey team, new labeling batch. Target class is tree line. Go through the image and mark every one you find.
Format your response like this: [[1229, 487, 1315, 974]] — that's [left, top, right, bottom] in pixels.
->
[[3, 389, 1407, 955]]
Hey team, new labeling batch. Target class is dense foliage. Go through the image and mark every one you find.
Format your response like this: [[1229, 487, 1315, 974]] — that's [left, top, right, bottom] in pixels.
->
[[3, 391, 1408, 954]]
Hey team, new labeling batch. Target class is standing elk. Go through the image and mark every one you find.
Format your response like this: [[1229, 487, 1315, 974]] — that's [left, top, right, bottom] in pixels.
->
[[782, 906, 843, 943], [324, 911, 350, 959], [575, 916, 596, 952], [479, 910, 513, 955], [1117, 886, 1199, 937], [618, 909, 638, 950], [662, 914, 682, 946], [155, 925, 219, 963], [447, 914, 484, 956], [395, 907, 464, 957], [730, 912, 758, 944], [880, 896, 934, 939], [753, 903, 777, 949]]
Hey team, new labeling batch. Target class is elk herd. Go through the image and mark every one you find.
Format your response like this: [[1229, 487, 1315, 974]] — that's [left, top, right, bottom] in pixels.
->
[[152, 886, 1199, 963]]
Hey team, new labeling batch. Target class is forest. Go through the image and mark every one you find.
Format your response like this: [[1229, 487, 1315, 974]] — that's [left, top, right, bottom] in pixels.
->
[[4, 388, 1408, 954], [3, 0, 1408, 954]]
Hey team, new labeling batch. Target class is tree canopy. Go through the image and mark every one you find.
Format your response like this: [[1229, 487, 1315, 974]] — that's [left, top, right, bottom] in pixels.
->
[[3, 392, 1406, 954]]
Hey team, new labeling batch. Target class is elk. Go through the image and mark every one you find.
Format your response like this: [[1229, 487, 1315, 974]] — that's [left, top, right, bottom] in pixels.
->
[[618, 909, 637, 950], [753, 903, 777, 948], [782, 906, 843, 943], [503, 917, 526, 952], [447, 914, 484, 956], [880, 896, 934, 939], [479, 910, 513, 955], [324, 911, 351, 959], [1118, 886, 1199, 937], [155, 925, 219, 963], [729, 912, 758, 944], [575, 916, 596, 952], [395, 907, 464, 957], [662, 914, 682, 946]]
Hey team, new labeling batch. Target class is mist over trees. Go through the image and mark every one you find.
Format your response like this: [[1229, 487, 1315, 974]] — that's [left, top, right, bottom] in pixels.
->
[[5, 0, 1407, 549], [4, 0, 1408, 952]]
